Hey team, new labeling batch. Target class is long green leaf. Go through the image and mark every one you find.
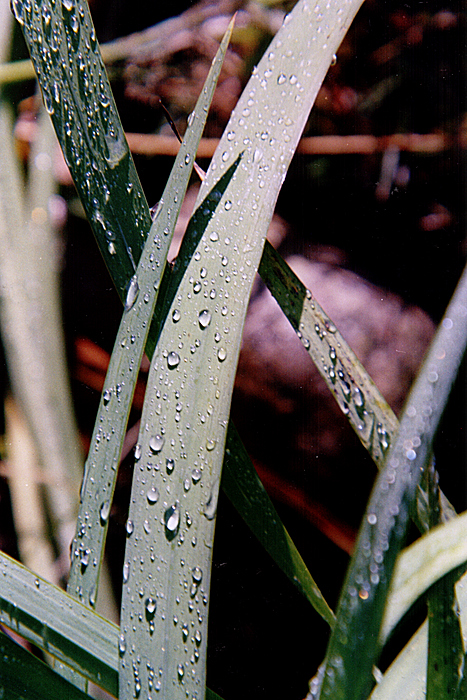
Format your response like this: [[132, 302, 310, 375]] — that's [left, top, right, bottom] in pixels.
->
[[0, 552, 118, 695], [369, 567, 467, 700], [424, 460, 465, 699], [259, 241, 456, 531], [0, 630, 92, 700], [223, 422, 335, 627], [119, 1, 364, 698], [13, 0, 150, 299], [380, 509, 467, 645], [259, 240, 397, 469], [67, 16, 235, 609], [0, 551, 230, 700], [316, 262, 467, 700]]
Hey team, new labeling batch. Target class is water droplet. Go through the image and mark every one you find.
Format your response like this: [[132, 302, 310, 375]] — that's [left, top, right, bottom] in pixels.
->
[[126, 519, 134, 536], [224, 200, 232, 211], [147, 486, 159, 504], [406, 449, 417, 461], [134, 443, 142, 460], [80, 548, 90, 567], [124, 275, 139, 311], [164, 504, 180, 539], [367, 513, 377, 525], [193, 281, 202, 294], [123, 562, 130, 583], [100, 500, 111, 524], [210, 231, 219, 242], [204, 480, 219, 520], [89, 585, 96, 607], [172, 309, 181, 322], [277, 73, 287, 85], [149, 435, 165, 454], [167, 352, 180, 369], [192, 468, 201, 484], [177, 663, 184, 680], [353, 388, 365, 413], [331, 54, 337, 66], [119, 633, 126, 655], [145, 597, 157, 618], [102, 388, 112, 405], [192, 566, 203, 583], [198, 310, 211, 329], [227, 131, 235, 141], [166, 458, 175, 474], [143, 519, 151, 534], [217, 348, 227, 362], [206, 439, 216, 451]]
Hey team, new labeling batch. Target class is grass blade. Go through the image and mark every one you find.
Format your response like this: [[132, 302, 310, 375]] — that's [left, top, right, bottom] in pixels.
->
[[259, 241, 456, 532], [223, 422, 335, 628], [380, 509, 467, 645], [0, 98, 82, 575], [370, 567, 467, 700], [0, 550, 229, 699], [259, 241, 397, 469], [0, 551, 118, 695], [425, 461, 465, 699], [0, 630, 92, 700], [119, 1, 364, 698], [13, 0, 151, 299], [316, 262, 467, 700], [67, 17, 235, 610]]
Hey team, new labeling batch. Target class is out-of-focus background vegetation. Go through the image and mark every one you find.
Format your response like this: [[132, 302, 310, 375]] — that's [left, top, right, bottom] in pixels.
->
[[0, 0, 465, 698]]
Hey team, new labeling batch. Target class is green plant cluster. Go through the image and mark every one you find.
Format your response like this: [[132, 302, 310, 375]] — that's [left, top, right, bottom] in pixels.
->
[[0, 0, 466, 699]]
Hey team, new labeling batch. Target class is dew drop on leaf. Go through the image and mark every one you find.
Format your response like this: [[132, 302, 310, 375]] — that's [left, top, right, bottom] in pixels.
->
[[164, 504, 180, 539], [124, 275, 139, 311], [147, 486, 159, 504], [204, 480, 219, 520], [145, 597, 157, 617], [149, 435, 165, 454], [198, 310, 211, 329], [123, 562, 130, 583], [167, 352, 180, 369], [99, 500, 111, 524]]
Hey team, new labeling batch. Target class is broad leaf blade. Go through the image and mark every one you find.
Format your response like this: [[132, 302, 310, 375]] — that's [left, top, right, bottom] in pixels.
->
[[119, 1, 364, 698]]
